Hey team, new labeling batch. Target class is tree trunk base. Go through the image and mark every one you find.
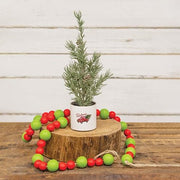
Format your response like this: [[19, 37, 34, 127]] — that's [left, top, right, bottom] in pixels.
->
[[44, 119, 121, 161]]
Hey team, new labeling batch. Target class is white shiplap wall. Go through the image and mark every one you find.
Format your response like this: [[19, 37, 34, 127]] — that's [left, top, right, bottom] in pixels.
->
[[0, 0, 180, 122]]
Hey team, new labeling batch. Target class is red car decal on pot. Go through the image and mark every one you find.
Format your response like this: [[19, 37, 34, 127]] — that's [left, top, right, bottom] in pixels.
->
[[76, 113, 91, 124]]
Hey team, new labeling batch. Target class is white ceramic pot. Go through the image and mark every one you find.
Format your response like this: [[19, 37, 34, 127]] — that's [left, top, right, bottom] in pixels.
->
[[70, 102, 96, 131]]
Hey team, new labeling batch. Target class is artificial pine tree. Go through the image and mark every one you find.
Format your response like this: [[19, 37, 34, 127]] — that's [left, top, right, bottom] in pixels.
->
[[63, 11, 112, 106]]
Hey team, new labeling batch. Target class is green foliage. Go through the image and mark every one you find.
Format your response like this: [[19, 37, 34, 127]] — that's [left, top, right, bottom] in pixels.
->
[[63, 11, 113, 106]]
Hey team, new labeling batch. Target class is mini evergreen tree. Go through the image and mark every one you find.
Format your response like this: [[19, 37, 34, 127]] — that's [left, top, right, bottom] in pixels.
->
[[63, 11, 112, 106]]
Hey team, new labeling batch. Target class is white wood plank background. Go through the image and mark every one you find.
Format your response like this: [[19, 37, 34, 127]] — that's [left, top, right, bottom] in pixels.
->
[[0, 55, 180, 79], [0, 29, 180, 54], [0, 0, 180, 122], [0, 79, 180, 114], [0, 0, 180, 27]]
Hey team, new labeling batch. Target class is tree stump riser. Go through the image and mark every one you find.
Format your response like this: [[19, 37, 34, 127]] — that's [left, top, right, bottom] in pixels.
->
[[44, 119, 121, 161]]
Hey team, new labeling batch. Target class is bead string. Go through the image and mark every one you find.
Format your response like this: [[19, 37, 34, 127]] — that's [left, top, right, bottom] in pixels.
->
[[21, 108, 136, 172]]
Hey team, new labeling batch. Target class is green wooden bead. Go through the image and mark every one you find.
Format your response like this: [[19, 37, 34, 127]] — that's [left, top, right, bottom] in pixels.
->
[[31, 120, 42, 130], [100, 109, 109, 119], [120, 121, 127, 131], [125, 138, 136, 146], [21, 132, 28, 143], [40, 130, 51, 141], [76, 156, 87, 168], [57, 117, 68, 128], [32, 154, 44, 163], [103, 153, 114, 166], [54, 110, 64, 119], [125, 147, 136, 157], [47, 159, 59, 172], [121, 154, 133, 165], [33, 115, 42, 121]]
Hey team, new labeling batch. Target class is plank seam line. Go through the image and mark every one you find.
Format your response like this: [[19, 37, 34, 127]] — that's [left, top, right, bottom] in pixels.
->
[[0, 53, 180, 55], [0, 76, 180, 80], [1, 26, 180, 29], [0, 113, 180, 116]]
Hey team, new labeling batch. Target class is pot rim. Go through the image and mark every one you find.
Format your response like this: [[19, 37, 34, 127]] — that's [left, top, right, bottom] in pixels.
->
[[71, 101, 96, 107]]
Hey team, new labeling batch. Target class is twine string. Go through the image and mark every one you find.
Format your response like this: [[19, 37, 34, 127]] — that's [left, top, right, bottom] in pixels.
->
[[94, 150, 180, 167], [125, 161, 180, 167], [94, 150, 120, 161]]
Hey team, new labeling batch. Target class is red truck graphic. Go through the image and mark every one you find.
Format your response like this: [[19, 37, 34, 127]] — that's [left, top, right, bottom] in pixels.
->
[[76, 113, 91, 124]]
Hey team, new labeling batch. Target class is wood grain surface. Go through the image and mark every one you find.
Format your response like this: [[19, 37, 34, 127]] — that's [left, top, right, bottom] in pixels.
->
[[0, 122, 179, 180]]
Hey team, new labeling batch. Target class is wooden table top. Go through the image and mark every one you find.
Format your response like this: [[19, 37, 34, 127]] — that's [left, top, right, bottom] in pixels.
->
[[0, 122, 180, 180]]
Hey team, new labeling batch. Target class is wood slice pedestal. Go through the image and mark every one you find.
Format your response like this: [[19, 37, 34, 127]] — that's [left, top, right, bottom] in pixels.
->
[[44, 119, 121, 161]]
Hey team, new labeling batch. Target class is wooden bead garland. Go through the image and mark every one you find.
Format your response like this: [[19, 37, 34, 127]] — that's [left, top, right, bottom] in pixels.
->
[[21, 109, 136, 172]]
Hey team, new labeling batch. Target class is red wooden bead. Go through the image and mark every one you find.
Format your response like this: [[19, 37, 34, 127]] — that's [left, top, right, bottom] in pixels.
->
[[126, 151, 134, 158], [53, 121, 61, 129], [65, 117, 70, 124], [37, 139, 46, 148], [109, 111, 116, 119], [124, 129, 131, 136], [126, 135, 134, 139], [47, 123, 55, 132], [87, 158, 95, 167], [95, 158, 103, 166], [64, 109, 71, 117], [24, 133, 32, 141], [49, 111, 55, 115], [59, 162, 67, 171], [36, 147, 44, 154], [127, 144, 135, 148], [96, 109, 100, 116], [39, 161, 47, 171], [40, 116, 48, 124], [34, 160, 42, 169], [47, 113, 55, 122], [42, 112, 48, 117], [26, 128, 34, 136], [114, 116, 121, 122], [67, 160, 75, 170]]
